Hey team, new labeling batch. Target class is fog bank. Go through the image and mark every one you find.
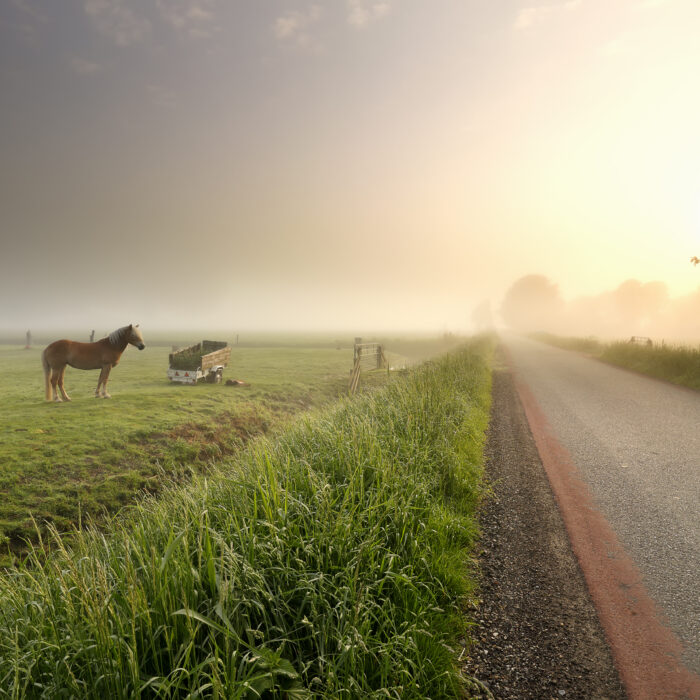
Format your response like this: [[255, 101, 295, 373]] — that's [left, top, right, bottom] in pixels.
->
[[500, 275, 700, 343]]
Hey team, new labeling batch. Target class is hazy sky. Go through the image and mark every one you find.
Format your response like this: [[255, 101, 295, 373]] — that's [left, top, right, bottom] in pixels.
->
[[2, 0, 700, 332]]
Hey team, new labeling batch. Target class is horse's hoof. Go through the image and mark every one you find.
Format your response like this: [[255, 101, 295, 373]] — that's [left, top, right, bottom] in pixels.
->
[[53, 397, 62, 403], [64, 397, 72, 402], [103, 394, 112, 399]]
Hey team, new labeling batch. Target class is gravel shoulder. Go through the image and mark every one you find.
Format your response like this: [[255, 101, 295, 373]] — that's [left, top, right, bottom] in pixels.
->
[[463, 365, 626, 700]]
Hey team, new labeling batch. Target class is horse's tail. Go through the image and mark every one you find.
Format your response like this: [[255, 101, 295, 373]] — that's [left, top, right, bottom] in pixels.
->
[[42, 348, 52, 401]]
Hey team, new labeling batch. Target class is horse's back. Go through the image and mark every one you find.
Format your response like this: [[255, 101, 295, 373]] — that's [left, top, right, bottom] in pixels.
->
[[44, 339, 107, 370], [45, 339, 70, 348]]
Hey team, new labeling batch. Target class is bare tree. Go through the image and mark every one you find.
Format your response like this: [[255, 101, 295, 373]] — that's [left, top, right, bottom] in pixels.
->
[[692, 256, 699, 266]]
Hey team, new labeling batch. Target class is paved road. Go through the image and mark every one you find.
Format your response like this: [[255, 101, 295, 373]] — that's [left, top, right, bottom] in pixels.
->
[[503, 335, 700, 694]]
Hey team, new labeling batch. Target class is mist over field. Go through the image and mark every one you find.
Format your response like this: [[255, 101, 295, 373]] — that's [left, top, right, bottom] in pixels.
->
[[2, 2, 700, 336]]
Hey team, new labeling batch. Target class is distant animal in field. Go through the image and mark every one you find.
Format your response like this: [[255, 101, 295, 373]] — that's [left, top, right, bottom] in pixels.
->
[[42, 324, 145, 402]]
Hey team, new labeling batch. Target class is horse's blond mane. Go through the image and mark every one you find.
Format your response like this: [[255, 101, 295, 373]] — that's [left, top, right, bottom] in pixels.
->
[[108, 326, 130, 346]]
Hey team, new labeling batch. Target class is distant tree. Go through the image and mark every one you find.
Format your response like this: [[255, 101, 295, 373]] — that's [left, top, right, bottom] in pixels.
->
[[692, 256, 699, 266], [612, 279, 668, 331], [500, 275, 564, 332]]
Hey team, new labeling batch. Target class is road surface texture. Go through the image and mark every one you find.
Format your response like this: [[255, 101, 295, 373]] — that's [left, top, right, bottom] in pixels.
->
[[502, 335, 700, 700], [463, 361, 626, 700]]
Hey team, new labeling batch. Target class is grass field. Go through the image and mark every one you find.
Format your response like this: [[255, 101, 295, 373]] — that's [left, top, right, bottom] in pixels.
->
[[0, 336, 462, 564], [0, 342, 362, 562], [0, 337, 492, 698]]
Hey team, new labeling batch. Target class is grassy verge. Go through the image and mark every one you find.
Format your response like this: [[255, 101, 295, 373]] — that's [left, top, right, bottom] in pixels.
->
[[599, 342, 700, 391], [0, 338, 492, 698], [530, 333, 700, 391]]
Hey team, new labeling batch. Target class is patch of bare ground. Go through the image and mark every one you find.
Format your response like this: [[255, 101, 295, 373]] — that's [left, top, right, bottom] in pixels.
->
[[463, 365, 626, 700], [141, 409, 271, 466], [166, 410, 269, 447]]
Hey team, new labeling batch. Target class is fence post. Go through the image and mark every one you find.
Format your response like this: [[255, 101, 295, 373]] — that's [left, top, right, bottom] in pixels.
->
[[350, 342, 388, 394]]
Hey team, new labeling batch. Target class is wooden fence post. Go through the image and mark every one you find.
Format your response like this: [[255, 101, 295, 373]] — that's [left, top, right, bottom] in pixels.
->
[[349, 341, 387, 394]]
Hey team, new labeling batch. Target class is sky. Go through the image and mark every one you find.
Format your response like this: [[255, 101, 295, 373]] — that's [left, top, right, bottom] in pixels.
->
[[2, 0, 700, 333]]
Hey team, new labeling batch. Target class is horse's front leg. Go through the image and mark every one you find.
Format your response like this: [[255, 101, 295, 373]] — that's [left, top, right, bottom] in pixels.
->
[[102, 366, 113, 398], [95, 365, 111, 398]]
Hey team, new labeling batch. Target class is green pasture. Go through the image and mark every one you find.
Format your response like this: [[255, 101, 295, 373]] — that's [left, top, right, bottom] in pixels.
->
[[0, 336, 459, 563], [0, 343, 358, 560]]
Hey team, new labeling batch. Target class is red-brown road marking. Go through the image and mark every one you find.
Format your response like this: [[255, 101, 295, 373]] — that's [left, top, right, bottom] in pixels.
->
[[509, 366, 700, 700]]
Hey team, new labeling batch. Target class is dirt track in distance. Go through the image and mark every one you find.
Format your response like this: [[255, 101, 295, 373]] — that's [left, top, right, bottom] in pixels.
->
[[463, 364, 626, 700]]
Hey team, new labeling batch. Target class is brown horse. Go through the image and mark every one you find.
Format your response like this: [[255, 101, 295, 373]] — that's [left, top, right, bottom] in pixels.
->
[[42, 324, 145, 401]]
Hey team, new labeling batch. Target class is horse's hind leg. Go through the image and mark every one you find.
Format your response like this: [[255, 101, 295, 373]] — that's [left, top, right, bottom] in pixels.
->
[[57, 366, 71, 402], [42, 350, 53, 401], [50, 366, 63, 402], [45, 368, 54, 401]]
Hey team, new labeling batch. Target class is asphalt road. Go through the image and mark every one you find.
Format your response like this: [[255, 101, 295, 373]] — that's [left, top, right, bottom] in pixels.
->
[[503, 335, 700, 696]]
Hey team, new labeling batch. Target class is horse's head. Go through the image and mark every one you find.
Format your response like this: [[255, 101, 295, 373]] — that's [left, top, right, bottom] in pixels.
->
[[128, 324, 146, 350]]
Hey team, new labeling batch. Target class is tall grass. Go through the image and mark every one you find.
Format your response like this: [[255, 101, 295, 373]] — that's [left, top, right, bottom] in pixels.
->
[[600, 341, 700, 390], [0, 339, 492, 698]]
